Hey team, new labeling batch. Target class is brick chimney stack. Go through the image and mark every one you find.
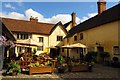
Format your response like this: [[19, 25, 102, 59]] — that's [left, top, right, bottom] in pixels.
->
[[71, 12, 76, 27], [97, 0, 106, 14], [30, 16, 38, 22]]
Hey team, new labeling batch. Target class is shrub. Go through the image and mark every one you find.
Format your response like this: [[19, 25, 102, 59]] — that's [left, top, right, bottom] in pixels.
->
[[85, 51, 98, 63], [99, 52, 110, 62]]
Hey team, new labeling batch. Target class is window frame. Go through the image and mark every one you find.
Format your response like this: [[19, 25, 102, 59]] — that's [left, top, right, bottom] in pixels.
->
[[57, 36, 63, 41], [38, 37, 43, 42], [37, 46, 43, 51], [74, 35, 77, 41], [80, 33, 83, 40]]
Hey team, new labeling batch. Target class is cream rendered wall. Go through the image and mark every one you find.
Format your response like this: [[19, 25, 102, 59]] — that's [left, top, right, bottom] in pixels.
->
[[32, 34, 49, 55], [76, 21, 119, 59], [49, 25, 67, 47], [14, 33, 49, 55], [63, 21, 119, 59], [66, 23, 72, 31]]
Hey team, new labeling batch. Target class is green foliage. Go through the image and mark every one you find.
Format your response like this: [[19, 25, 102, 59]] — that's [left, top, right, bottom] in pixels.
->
[[98, 52, 110, 62], [85, 51, 98, 62], [57, 55, 65, 65], [47, 61, 53, 66], [31, 48, 37, 56], [8, 61, 21, 73], [28, 61, 53, 67], [99, 52, 110, 58]]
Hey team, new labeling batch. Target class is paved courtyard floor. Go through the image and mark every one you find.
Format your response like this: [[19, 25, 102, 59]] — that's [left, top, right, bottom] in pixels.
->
[[0, 64, 120, 80]]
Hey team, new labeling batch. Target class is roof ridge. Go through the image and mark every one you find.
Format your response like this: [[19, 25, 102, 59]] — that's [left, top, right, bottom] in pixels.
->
[[2, 17, 55, 25]]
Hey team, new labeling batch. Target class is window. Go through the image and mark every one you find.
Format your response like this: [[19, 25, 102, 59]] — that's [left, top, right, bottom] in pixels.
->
[[113, 46, 119, 55], [74, 36, 77, 41], [57, 36, 63, 41], [62, 48, 64, 52], [37, 46, 43, 51], [80, 33, 83, 40], [38, 37, 43, 42], [17, 47, 31, 53], [17, 33, 19, 39], [17, 33, 29, 39]]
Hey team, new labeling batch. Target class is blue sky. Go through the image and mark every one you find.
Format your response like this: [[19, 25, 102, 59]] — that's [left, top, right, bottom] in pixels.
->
[[1, 2, 119, 24]]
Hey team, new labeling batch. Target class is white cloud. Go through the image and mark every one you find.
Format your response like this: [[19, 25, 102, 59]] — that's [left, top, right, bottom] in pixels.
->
[[88, 13, 97, 18], [25, 8, 44, 21], [0, 12, 25, 20], [0, 8, 96, 25], [81, 12, 97, 22], [4, 3, 15, 10], [24, 8, 80, 24]]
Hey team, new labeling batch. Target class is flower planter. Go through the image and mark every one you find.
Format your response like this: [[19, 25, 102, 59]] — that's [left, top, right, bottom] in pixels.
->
[[29, 66, 54, 75], [71, 65, 92, 72]]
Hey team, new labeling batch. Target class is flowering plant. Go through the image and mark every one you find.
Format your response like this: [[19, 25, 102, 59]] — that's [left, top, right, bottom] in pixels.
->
[[0, 35, 15, 48]]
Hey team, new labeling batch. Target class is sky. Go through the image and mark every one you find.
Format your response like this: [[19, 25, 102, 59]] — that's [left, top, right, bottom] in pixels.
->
[[1, 1, 119, 24]]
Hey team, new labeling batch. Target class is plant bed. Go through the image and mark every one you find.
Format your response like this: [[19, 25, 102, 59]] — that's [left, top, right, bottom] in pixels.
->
[[70, 61, 94, 72], [29, 66, 54, 75], [28, 60, 56, 75], [71, 65, 92, 72]]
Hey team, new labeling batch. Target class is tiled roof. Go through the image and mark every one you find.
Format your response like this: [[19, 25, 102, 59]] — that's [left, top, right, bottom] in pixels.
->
[[1, 18, 55, 35], [50, 21, 68, 34], [1, 21, 16, 41], [66, 3, 120, 38], [63, 21, 72, 28]]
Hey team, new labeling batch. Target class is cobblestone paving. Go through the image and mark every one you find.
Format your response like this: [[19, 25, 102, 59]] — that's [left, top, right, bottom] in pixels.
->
[[1, 64, 120, 79]]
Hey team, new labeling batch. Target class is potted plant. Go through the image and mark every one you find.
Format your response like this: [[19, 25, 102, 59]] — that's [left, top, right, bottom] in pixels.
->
[[6, 61, 21, 76], [57, 55, 66, 73]]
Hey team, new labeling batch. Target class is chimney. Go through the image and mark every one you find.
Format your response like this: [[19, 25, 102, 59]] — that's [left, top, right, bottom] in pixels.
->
[[30, 16, 38, 22], [71, 12, 76, 27], [97, 0, 106, 14]]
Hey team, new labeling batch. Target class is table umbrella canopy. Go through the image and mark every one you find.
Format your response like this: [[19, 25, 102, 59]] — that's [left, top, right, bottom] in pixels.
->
[[70, 43, 86, 48], [61, 45, 73, 49], [62, 43, 86, 49]]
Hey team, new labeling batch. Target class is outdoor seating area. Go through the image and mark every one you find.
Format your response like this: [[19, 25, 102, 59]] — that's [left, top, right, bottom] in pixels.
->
[[2, 51, 95, 76]]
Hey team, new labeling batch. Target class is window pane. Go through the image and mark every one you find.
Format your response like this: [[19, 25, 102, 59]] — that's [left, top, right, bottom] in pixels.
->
[[113, 46, 119, 55], [17, 33, 19, 39], [57, 36, 63, 41], [80, 33, 83, 40], [39, 37, 43, 42], [74, 36, 77, 41], [37, 46, 43, 51]]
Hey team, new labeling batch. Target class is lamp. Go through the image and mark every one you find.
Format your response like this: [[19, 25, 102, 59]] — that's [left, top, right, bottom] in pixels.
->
[[95, 41, 101, 46]]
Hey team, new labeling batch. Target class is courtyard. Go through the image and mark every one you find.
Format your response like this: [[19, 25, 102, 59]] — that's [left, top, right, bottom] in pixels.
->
[[1, 64, 120, 80]]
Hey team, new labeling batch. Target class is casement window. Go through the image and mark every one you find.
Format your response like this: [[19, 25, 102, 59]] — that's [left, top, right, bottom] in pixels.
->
[[17, 33, 29, 39], [80, 33, 83, 40], [17, 47, 31, 53], [37, 46, 43, 51], [74, 36, 77, 41], [113, 46, 119, 55], [57, 36, 63, 41], [38, 37, 43, 42]]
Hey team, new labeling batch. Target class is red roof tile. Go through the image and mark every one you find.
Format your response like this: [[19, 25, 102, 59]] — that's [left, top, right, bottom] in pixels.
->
[[2, 18, 55, 35]]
